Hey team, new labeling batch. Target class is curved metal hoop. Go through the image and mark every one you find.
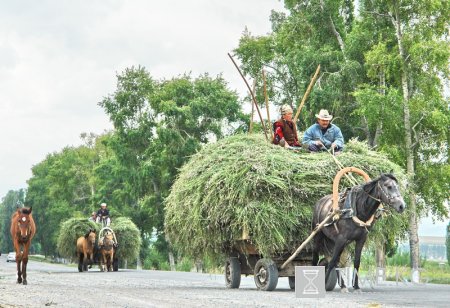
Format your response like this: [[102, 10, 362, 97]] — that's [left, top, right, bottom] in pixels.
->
[[332, 167, 371, 210]]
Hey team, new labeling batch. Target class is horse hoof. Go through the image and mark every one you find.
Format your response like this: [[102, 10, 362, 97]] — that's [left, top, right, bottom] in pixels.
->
[[23, 281, 27, 285], [353, 288, 363, 294], [340, 288, 349, 293]]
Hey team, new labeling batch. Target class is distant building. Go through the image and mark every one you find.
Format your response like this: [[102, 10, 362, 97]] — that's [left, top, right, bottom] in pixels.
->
[[399, 236, 447, 261]]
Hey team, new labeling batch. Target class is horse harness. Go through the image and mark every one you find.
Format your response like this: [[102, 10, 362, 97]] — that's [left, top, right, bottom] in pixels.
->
[[327, 183, 388, 231], [101, 237, 115, 251]]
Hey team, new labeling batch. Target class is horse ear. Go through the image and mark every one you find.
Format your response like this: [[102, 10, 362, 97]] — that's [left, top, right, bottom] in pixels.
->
[[29, 206, 32, 213], [389, 169, 394, 174]]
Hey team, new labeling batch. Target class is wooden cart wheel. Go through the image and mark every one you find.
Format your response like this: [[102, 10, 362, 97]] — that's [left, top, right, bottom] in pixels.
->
[[288, 276, 295, 289], [319, 258, 337, 291], [254, 258, 278, 291], [225, 257, 241, 288]]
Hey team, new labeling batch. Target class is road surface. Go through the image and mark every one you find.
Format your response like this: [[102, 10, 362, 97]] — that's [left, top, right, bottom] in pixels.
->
[[1, 254, 449, 307]]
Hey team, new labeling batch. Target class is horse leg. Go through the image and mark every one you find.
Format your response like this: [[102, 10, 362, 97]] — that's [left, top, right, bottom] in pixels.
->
[[312, 231, 324, 266], [88, 252, 93, 269], [83, 254, 88, 271], [100, 252, 105, 272], [16, 251, 23, 284], [21, 245, 31, 285], [352, 237, 367, 292], [326, 239, 348, 293], [77, 252, 83, 272]]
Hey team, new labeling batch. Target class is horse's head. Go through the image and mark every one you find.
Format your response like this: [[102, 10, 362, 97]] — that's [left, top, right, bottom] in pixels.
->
[[16, 207, 33, 241], [104, 230, 113, 240], [378, 174, 406, 213], [85, 229, 96, 246]]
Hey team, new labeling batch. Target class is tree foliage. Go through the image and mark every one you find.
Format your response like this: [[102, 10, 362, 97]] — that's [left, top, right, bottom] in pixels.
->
[[23, 66, 244, 261]]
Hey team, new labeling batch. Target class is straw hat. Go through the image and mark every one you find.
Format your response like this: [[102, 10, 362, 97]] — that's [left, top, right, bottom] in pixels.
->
[[315, 109, 333, 120], [101, 203, 107, 207]]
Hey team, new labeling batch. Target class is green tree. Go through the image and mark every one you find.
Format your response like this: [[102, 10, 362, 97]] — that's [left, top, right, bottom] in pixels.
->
[[447, 222, 450, 265], [235, 0, 364, 142], [99, 66, 245, 267], [354, 0, 449, 281], [235, 0, 449, 280], [26, 141, 105, 256]]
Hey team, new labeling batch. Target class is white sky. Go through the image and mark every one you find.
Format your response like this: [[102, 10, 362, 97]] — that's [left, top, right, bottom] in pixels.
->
[[0, 0, 446, 236], [0, 0, 283, 196]]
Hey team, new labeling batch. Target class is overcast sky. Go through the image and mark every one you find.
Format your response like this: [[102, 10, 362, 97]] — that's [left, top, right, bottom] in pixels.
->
[[0, 0, 446, 236]]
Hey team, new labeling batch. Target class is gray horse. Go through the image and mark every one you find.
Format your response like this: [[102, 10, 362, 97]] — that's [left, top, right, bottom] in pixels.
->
[[312, 174, 406, 292]]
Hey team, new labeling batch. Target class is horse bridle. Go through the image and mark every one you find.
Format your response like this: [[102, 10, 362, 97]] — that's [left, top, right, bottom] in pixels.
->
[[365, 181, 401, 207]]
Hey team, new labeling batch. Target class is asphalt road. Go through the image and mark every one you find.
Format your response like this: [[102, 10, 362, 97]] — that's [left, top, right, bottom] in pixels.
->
[[1, 254, 449, 307]]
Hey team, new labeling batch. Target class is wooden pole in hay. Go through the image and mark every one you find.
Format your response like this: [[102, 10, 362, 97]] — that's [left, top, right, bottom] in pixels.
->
[[262, 69, 271, 127], [293, 64, 321, 123], [228, 53, 269, 141], [249, 79, 256, 134]]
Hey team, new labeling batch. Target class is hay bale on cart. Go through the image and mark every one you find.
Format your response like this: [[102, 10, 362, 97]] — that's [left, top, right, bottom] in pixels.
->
[[165, 134, 407, 291], [57, 217, 141, 271]]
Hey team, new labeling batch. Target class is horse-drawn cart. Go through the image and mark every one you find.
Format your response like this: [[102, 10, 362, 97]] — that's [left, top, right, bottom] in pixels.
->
[[98, 226, 119, 272], [165, 134, 407, 292], [224, 166, 406, 292], [223, 167, 369, 291]]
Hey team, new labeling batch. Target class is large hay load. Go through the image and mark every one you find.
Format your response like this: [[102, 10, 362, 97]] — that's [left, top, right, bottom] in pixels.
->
[[57, 217, 141, 267], [165, 134, 407, 262]]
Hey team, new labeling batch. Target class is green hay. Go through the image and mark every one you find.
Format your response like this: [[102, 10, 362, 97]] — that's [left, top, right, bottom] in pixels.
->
[[57, 218, 98, 258], [57, 217, 141, 261], [165, 134, 408, 261], [110, 217, 142, 261]]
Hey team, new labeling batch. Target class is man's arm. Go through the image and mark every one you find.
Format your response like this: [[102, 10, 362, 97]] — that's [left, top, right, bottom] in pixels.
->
[[302, 125, 315, 145], [273, 122, 284, 144]]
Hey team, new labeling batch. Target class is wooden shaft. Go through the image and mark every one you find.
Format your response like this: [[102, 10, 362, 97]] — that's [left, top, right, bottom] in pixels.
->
[[293, 64, 321, 123], [228, 53, 269, 141], [280, 210, 335, 270]]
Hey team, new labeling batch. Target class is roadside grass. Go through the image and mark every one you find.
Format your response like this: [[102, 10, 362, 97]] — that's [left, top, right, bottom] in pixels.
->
[[360, 250, 450, 284]]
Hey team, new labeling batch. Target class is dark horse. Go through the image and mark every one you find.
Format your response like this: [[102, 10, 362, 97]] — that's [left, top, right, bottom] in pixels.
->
[[312, 174, 406, 292], [10, 207, 36, 285]]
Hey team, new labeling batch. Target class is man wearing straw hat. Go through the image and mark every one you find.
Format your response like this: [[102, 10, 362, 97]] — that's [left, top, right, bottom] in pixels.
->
[[273, 104, 301, 148], [302, 109, 344, 153]]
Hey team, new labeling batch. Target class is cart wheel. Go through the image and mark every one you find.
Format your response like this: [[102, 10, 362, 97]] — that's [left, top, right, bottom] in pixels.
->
[[254, 258, 278, 291], [288, 276, 295, 289], [319, 258, 337, 291], [225, 257, 241, 288]]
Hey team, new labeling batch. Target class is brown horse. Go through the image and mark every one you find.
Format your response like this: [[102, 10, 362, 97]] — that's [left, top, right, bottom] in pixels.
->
[[99, 230, 115, 272], [76, 229, 96, 272], [10, 207, 36, 285]]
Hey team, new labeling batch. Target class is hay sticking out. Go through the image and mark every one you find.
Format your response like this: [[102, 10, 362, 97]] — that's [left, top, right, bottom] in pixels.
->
[[111, 217, 142, 261], [57, 217, 141, 261], [57, 218, 97, 258], [165, 134, 406, 261]]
